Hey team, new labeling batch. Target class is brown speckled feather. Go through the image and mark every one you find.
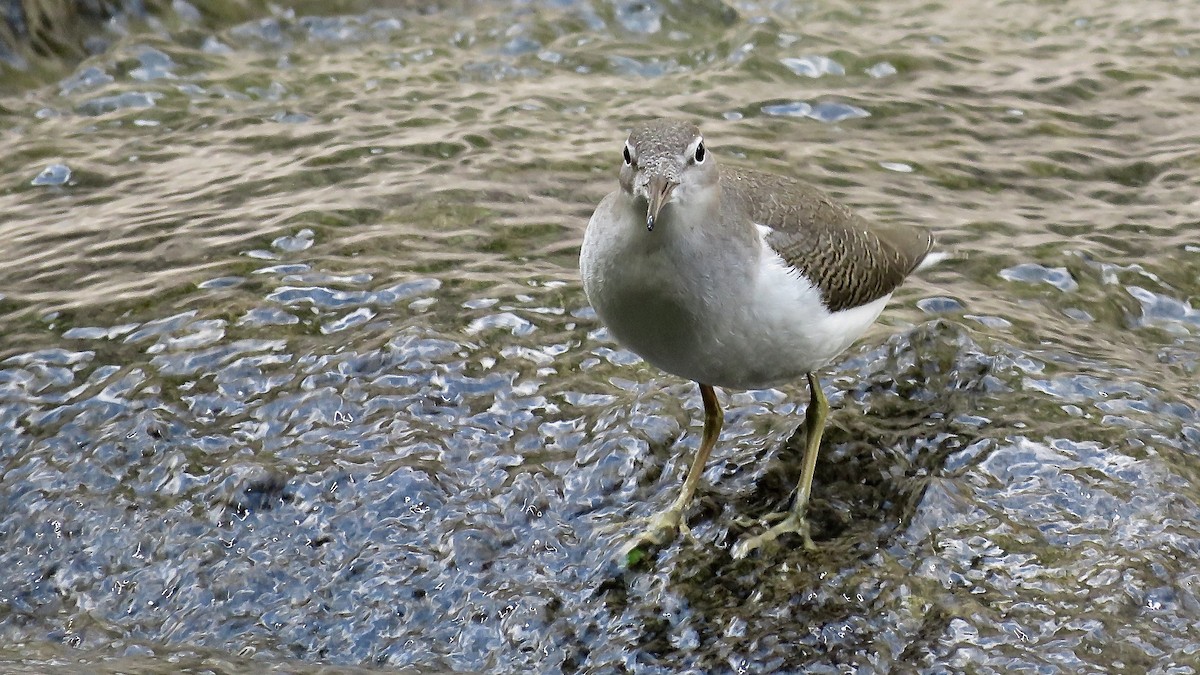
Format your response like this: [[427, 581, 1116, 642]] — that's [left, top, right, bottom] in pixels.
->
[[720, 166, 934, 312]]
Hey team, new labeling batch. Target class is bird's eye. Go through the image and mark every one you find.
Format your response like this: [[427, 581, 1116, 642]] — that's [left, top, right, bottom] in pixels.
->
[[623, 145, 632, 165], [693, 141, 706, 164]]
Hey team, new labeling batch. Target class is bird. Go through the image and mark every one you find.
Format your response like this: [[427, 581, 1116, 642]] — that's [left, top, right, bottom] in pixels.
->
[[579, 118, 941, 559]]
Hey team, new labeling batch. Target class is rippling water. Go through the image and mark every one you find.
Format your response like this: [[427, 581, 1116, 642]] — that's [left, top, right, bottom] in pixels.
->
[[2, 0, 1199, 672]]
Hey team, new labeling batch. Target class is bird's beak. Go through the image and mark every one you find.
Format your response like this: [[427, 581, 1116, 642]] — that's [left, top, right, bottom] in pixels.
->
[[645, 175, 678, 232]]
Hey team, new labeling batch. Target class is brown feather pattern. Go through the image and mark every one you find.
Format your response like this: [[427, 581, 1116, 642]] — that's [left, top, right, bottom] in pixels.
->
[[720, 166, 934, 312]]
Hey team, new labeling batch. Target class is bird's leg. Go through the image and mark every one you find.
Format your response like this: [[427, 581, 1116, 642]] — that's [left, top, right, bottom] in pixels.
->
[[621, 383, 723, 557], [732, 372, 828, 558]]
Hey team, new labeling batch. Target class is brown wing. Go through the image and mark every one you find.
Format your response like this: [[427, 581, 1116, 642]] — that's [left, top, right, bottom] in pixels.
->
[[719, 166, 935, 312]]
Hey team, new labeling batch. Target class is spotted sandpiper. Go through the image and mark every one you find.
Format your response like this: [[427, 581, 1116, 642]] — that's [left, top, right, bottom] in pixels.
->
[[580, 118, 941, 559]]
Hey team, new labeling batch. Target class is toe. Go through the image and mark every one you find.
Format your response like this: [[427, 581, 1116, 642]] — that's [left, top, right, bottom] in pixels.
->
[[617, 508, 686, 561], [732, 513, 814, 559]]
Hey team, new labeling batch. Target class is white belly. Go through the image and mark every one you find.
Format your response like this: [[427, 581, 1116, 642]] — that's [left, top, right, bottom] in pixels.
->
[[582, 200, 889, 390]]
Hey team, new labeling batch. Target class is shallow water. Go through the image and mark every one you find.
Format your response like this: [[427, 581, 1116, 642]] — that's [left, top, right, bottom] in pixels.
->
[[1, 0, 1199, 672]]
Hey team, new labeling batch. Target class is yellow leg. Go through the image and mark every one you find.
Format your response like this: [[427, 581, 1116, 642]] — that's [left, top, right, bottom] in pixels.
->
[[732, 372, 828, 558], [621, 383, 723, 557]]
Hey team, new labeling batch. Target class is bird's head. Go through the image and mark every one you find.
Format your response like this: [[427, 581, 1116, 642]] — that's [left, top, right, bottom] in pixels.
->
[[618, 119, 719, 231]]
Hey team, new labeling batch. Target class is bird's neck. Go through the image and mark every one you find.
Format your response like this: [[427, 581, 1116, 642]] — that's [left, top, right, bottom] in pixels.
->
[[616, 187, 762, 279]]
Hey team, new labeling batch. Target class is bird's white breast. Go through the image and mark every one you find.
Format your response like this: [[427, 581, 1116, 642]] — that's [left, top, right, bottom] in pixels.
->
[[581, 194, 889, 391]]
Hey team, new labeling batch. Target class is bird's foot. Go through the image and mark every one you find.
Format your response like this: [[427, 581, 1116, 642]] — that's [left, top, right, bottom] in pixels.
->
[[732, 510, 788, 528], [618, 507, 689, 564], [731, 510, 815, 559]]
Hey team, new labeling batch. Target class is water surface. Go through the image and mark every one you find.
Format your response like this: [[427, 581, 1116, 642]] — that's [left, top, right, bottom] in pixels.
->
[[1, 0, 1199, 672]]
